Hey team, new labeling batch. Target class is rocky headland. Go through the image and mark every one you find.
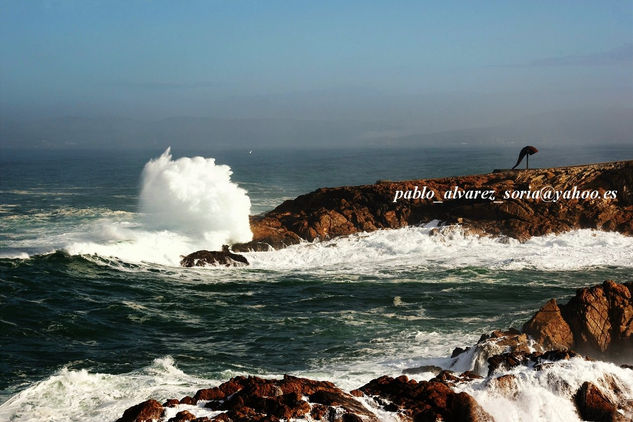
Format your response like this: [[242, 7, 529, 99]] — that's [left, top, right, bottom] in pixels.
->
[[231, 160, 633, 252], [117, 280, 633, 422]]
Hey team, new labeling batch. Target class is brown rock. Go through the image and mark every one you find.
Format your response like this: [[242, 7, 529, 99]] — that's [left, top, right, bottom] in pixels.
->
[[560, 281, 633, 360], [115, 399, 164, 422], [163, 398, 179, 407], [179, 396, 195, 405], [522, 299, 574, 350], [168, 410, 196, 422], [233, 161, 633, 251], [359, 375, 494, 422], [574, 382, 618, 422]]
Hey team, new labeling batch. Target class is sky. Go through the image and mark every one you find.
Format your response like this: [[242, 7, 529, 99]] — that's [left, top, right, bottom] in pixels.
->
[[0, 1, 632, 148]]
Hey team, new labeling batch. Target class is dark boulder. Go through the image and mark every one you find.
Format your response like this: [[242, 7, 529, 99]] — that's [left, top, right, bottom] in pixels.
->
[[115, 399, 164, 422], [180, 245, 249, 267]]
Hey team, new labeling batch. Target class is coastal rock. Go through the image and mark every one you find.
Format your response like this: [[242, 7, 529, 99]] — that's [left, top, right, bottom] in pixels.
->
[[487, 349, 580, 376], [193, 375, 374, 421], [115, 399, 164, 422], [233, 160, 633, 251], [522, 281, 633, 361], [450, 329, 544, 376], [522, 299, 574, 350], [359, 375, 494, 422], [574, 382, 619, 422], [180, 245, 249, 267]]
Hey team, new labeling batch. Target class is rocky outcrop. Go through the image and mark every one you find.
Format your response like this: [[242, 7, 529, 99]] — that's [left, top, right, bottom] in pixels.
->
[[358, 375, 493, 422], [522, 280, 633, 361], [117, 374, 496, 422], [233, 160, 633, 251], [180, 245, 249, 267], [171, 375, 375, 422]]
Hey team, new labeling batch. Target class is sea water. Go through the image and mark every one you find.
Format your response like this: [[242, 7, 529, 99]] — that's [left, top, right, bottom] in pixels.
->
[[1, 145, 633, 421]]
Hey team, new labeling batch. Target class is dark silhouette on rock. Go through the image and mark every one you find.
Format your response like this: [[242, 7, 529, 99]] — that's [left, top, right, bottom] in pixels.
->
[[180, 245, 249, 267], [511, 145, 538, 169]]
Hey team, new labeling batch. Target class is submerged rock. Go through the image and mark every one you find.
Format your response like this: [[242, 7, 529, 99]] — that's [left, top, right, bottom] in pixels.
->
[[180, 245, 249, 267]]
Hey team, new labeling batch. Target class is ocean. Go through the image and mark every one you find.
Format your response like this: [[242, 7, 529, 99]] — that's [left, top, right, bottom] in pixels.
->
[[1, 145, 633, 421]]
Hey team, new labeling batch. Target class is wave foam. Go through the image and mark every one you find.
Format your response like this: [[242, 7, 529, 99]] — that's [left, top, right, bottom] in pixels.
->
[[245, 224, 633, 272], [59, 148, 252, 266]]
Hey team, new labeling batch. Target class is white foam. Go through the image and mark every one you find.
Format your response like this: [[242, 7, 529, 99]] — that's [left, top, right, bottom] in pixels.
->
[[58, 148, 253, 266], [457, 358, 633, 422], [0, 357, 218, 422], [245, 225, 633, 272]]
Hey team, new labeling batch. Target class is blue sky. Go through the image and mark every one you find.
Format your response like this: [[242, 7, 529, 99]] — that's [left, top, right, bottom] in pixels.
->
[[0, 1, 631, 126]]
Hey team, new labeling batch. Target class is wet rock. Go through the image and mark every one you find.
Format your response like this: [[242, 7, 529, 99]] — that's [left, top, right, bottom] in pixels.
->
[[359, 375, 494, 422], [167, 410, 196, 422], [163, 399, 179, 407], [115, 399, 164, 422], [451, 347, 469, 358], [487, 374, 519, 398], [183, 375, 376, 421], [179, 396, 195, 405], [487, 349, 580, 376], [180, 245, 249, 267], [574, 382, 618, 422], [452, 329, 544, 376]]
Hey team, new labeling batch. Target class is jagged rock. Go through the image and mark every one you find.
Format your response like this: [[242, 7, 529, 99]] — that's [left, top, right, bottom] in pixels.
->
[[233, 160, 633, 251], [359, 375, 494, 422], [522, 281, 633, 361], [487, 350, 580, 376], [115, 399, 164, 422], [180, 245, 249, 267], [574, 382, 618, 422], [522, 299, 574, 350], [561, 281, 633, 360], [198, 375, 374, 421]]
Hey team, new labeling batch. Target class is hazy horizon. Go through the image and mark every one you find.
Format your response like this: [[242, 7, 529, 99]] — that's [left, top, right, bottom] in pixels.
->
[[1, 1, 631, 150]]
